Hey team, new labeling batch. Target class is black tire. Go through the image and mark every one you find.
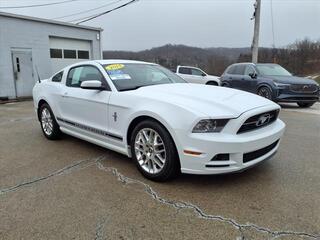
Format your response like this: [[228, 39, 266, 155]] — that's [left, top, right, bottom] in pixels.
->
[[206, 81, 218, 86], [130, 120, 180, 182], [221, 82, 230, 88], [257, 86, 273, 100], [39, 103, 61, 140], [297, 102, 315, 108]]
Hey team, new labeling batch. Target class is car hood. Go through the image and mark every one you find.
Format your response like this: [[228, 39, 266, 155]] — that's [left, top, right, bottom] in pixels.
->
[[263, 75, 317, 85], [127, 83, 277, 118], [206, 74, 220, 80]]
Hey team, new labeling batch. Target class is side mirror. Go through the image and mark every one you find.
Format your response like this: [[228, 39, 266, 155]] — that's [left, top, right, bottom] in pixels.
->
[[80, 80, 104, 90], [249, 72, 257, 79], [202, 73, 206, 77]]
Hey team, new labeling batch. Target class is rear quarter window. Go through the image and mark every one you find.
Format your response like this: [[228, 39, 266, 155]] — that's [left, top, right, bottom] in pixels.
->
[[52, 71, 63, 82], [226, 65, 236, 75]]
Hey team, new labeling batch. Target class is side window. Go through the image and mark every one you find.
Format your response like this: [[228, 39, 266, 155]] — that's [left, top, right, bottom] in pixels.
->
[[52, 71, 63, 82], [191, 68, 204, 76], [179, 67, 192, 75], [66, 66, 104, 88], [244, 66, 256, 76], [234, 65, 246, 75]]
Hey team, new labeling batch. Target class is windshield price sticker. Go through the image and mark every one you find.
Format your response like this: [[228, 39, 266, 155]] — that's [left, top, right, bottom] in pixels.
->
[[105, 64, 124, 71]]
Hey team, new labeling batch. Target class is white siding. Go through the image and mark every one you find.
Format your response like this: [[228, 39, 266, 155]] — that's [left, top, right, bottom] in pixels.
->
[[0, 14, 102, 99]]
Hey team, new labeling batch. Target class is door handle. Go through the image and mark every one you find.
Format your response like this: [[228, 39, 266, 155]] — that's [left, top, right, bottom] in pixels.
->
[[228, 77, 233, 80]]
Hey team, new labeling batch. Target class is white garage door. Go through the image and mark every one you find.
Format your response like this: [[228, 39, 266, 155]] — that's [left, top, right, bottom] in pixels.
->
[[49, 37, 92, 73]]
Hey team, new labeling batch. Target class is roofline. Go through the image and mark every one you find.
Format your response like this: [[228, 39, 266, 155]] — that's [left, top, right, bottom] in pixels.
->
[[233, 62, 280, 66], [0, 11, 103, 32]]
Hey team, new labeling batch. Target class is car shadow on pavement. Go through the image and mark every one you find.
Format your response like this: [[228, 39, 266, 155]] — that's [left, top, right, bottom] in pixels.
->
[[61, 131, 275, 188], [174, 162, 273, 186]]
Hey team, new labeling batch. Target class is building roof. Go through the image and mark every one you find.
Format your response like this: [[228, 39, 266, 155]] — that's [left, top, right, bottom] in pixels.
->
[[0, 11, 103, 32]]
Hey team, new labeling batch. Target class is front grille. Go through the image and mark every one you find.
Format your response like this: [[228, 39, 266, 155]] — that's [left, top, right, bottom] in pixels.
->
[[243, 140, 279, 163], [237, 110, 279, 134], [290, 84, 318, 93]]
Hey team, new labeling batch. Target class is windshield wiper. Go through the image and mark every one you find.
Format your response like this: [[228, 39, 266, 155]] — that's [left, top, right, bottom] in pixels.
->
[[119, 85, 147, 91]]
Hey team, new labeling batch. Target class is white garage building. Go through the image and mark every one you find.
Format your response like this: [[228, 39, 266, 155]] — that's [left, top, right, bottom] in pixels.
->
[[0, 12, 102, 99]]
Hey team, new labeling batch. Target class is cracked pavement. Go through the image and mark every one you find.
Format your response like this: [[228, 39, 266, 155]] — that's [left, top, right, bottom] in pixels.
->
[[0, 101, 319, 239]]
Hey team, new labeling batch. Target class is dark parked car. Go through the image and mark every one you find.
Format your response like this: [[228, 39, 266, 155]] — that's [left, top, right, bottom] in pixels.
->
[[221, 63, 319, 108]]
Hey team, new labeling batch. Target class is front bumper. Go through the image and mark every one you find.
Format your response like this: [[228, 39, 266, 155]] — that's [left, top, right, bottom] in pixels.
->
[[175, 105, 286, 175], [275, 88, 319, 102]]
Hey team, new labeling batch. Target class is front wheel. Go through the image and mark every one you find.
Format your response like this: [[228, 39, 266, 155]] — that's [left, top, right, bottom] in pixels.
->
[[39, 103, 61, 140], [221, 82, 230, 88], [130, 120, 180, 182], [257, 86, 273, 100], [297, 102, 315, 108], [206, 81, 218, 86]]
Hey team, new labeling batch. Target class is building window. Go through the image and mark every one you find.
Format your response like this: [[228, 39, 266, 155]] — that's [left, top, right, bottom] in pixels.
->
[[64, 49, 77, 59], [78, 50, 90, 59], [50, 48, 62, 58]]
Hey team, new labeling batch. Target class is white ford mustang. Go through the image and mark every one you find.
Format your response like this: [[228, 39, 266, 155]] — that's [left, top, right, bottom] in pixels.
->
[[33, 60, 285, 181]]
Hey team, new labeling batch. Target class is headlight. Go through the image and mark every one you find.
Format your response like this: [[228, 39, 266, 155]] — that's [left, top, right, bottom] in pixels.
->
[[192, 119, 229, 133], [274, 82, 290, 88]]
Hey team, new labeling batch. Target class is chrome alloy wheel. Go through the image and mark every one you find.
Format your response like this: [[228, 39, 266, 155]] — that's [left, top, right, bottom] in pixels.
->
[[134, 128, 166, 174], [41, 108, 53, 136]]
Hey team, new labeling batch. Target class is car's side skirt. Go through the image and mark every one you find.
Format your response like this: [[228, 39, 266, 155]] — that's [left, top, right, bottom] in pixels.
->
[[59, 126, 129, 156]]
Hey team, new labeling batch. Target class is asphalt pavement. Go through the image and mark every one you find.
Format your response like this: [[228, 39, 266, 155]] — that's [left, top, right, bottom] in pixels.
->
[[0, 101, 319, 240]]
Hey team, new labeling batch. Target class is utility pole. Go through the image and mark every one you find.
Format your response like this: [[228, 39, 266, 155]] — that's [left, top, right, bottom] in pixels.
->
[[251, 0, 261, 63]]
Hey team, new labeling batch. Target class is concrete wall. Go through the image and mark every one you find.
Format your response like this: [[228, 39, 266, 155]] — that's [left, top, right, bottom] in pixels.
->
[[0, 15, 102, 99]]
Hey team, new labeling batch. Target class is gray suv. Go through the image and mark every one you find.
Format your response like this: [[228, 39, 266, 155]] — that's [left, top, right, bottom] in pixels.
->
[[221, 63, 319, 108]]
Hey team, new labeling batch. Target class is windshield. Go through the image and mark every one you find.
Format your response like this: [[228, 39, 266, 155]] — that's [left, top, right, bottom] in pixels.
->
[[256, 64, 292, 76], [103, 63, 186, 91]]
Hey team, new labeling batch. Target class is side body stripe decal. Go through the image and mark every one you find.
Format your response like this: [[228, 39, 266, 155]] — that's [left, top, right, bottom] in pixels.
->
[[57, 117, 123, 141]]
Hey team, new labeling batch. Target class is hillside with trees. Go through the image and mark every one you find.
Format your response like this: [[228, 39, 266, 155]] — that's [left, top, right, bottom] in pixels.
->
[[103, 39, 320, 78]]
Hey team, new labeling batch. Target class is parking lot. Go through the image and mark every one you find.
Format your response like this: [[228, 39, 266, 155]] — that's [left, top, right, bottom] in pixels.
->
[[0, 101, 319, 240]]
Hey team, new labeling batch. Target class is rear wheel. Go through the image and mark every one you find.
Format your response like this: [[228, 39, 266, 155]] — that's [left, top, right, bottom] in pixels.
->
[[257, 86, 273, 100], [130, 120, 180, 181], [39, 103, 61, 140], [297, 102, 315, 108]]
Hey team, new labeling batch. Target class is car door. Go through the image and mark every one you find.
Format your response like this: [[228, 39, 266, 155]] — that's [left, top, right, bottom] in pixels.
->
[[177, 67, 193, 82], [58, 65, 111, 140], [231, 65, 247, 90], [243, 65, 259, 93], [190, 68, 206, 84]]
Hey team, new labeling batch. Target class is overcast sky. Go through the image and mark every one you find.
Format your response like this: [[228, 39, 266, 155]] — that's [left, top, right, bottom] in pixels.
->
[[1, 0, 319, 51]]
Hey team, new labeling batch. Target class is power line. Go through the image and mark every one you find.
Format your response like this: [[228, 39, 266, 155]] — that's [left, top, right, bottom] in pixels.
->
[[52, 0, 124, 20], [74, 0, 139, 24], [0, 0, 79, 9]]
